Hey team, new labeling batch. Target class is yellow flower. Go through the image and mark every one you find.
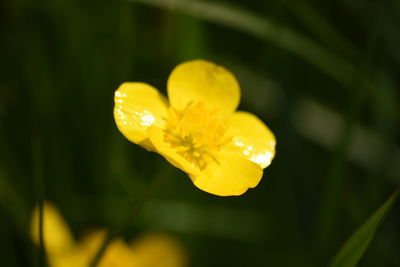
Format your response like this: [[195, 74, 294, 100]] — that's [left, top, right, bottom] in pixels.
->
[[30, 202, 187, 267], [114, 60, 276, 196]]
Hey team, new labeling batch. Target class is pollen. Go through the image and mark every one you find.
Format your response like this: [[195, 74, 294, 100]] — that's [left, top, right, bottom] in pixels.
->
[[163, 102, 230, 170]]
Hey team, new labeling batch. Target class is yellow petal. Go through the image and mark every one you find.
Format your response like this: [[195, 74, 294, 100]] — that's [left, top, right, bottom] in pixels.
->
[[75, 230, 107, 263], [99, 239, 137, 267], [189, 150, 263, 196], [49, 230, 102, 267], [131, 232, 187, 267], [167, 60, 240, 116], [49, 253, 86, 267], [50, 230, 136, 267], [147, 126, 201, 176], [227, 111, 276, 169], [49, 249, 88, 267], [30, 202, 74, 256], [114, 82, 168, 150]]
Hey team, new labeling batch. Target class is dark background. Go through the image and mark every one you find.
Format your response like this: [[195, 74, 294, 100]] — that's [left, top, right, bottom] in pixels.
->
[[1, 0, 400, 266]]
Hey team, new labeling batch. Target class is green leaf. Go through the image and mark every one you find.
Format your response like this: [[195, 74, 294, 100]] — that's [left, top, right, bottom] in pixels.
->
[[329, 190, 399, 267]]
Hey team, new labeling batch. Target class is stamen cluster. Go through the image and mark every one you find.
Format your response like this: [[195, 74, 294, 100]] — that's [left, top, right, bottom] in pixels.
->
[[163, 102, 230, 170]]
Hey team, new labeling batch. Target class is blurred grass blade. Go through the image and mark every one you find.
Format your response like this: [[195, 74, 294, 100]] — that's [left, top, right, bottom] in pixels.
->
[[130, 0, 357, 89], [284, 0, 358, 60], [329, 189, 399, 267]]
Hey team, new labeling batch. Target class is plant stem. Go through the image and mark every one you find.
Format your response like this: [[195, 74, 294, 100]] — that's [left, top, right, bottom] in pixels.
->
[[32, 133, 46, 267], [88, 164, 174, 267]]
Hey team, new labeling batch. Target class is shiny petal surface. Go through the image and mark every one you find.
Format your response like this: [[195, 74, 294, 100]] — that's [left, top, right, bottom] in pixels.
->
[[30, 202, 74, 256], [189, 150, 263, 196], [227, 111, 276, 169], [167, 60, 240, 116], [147, 126, 201, 176], [114, 82, 168, 149]]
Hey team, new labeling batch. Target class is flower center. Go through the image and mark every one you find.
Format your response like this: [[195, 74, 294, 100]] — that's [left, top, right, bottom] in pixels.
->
[[163, 102, 230, 170]]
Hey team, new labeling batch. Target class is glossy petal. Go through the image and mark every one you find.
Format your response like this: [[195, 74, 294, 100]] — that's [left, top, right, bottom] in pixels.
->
[[30, 202, 74, 256], [147, 126, 201, 176], [227, 111, 276, 168], [189, 150, 263, 196], [114, 82, 168, 149], [167, 60, 240, 116]]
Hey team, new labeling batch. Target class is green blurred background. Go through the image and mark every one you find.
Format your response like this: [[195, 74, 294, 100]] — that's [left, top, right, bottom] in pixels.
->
[[1, 0, 400, 266]]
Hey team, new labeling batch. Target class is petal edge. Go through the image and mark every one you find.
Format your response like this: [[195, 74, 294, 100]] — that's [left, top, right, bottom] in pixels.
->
[[189, 150, 263, 196], [227, 111, 276, 169], [114, 82, 168, 149], [167, 60, 240, 116]]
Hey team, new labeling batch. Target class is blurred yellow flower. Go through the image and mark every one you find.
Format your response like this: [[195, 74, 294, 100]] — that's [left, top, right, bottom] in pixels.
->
[[30, 202, 187, 267], [114, 60, 276, 196]]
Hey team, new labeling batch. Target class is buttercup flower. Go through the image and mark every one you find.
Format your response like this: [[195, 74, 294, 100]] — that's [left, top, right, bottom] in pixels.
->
[[114, 60, 276, 196], [30, 202, 187, 267]]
